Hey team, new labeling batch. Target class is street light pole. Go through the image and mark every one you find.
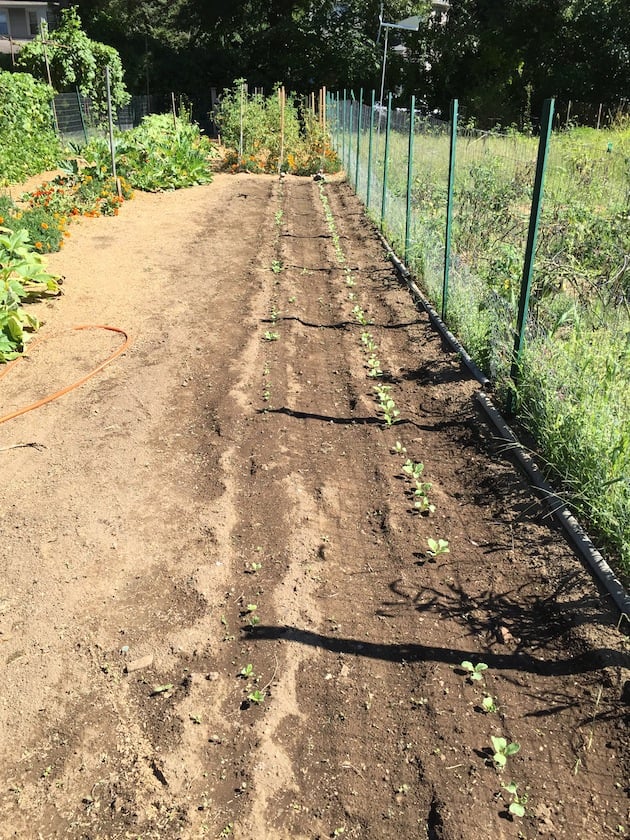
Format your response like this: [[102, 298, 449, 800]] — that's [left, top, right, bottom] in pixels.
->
[[379, 26, 390, 111], [377, 14, 422, 107]]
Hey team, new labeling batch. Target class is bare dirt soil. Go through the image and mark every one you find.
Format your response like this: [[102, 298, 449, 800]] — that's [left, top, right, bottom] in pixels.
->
[[0, 172, 628, 840]]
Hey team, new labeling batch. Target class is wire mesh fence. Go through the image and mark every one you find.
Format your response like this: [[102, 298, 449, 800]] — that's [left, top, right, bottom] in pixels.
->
[[329, 90, 630, 571], [52, 91, 159, 144]]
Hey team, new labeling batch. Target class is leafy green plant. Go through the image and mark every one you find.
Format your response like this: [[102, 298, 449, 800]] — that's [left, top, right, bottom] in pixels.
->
[[402, 459, 425, 481], [366, 354, 383, 378], [247, 689, 266, 704], [263, 331, 279, 341], [427, 538, 449, 557], [239, 663, 255, 679], [481, 695, 498, 713], [413, 482, 436, 514], [216, 81, 339, 175], [0, 226, 60, 361], [17, 8, 129, 121], [247, 561, 262, 573], [391, 441, 407, 455], [0, 71, 61, 185], [271, 260, 283, 274], [491, 736, 520, 768], [352, 304, 371, 326], [461, 660, 488, 682], [79, 112, 217, 192], [502, 782, 527, 817], [373, 384, 400, 426]]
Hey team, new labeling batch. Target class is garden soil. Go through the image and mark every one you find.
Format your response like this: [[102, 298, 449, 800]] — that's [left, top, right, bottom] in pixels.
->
[[0, 172, 628, 840]]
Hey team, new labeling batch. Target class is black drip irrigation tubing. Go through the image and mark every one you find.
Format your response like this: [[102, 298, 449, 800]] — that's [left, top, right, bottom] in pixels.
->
[[376, 229, 630, 620]]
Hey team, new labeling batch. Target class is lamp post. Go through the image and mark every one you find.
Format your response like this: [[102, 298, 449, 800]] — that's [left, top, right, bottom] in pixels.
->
[[378, 11, 421, 110]]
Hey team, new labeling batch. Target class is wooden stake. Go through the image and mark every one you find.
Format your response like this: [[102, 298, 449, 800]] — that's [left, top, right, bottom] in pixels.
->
[[279, 86, 286, 175]]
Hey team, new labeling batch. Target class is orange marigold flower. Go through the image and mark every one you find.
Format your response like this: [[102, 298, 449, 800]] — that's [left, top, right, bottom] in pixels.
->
[[34, 241, 43, 249], [0, 216, 4, 224], [41, 222, 48, 229]]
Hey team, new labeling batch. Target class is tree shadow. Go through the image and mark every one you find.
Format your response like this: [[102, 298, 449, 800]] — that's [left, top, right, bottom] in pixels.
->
[[257, 405, 474, 434], [249, 623, 627, 676], [377, 573, 613, 657]]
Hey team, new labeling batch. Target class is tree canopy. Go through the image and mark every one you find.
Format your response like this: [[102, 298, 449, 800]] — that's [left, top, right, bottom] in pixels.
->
[[56, 0, 630, 125], [17, 7, 129, 118]]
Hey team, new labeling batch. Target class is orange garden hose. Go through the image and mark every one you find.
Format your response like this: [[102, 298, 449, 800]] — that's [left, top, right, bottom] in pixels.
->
[[0, 325, 132, 426]]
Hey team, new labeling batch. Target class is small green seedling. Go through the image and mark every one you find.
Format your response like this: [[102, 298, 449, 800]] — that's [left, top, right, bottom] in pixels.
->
[[352, 304, 371, 326], [391, 441, 407, 455], [427, 538, 449, 557], [271, 260, 283, 273], [413, 481, 435, 514], [239, 663, 255, 679], [274, 209, 284, 226], [248, 561, 262, 573], [263, 331, 279, 341], [481, 695, 498, 713], [151, 683, 174, 696], [382, 399, 400, 426], [491, 736, 520, 768], [367, 355, 383, 378], [402, 459, 424, 480], [247, 689, 266, 705], [461, 660, 488, 682], [502, 782, 527, 817]]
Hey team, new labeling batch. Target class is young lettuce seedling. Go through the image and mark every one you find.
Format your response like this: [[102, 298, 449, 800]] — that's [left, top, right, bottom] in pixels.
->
[[402, 459, 425, 480], [461, 660, 488, 682], [481, 695, 498, 713], [247, 689, 266, 705], [491, 736, 520, 768], [502, 782, 527, 817], [427, 538, 449, 557]]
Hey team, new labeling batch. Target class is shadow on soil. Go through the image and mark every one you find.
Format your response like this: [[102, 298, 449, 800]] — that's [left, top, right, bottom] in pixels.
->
[[258, 406, 475, 434], [250, 624, 627, 677]]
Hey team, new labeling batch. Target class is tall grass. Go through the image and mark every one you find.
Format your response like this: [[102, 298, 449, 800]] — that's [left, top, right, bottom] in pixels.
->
[[335, 100, 630, 574]]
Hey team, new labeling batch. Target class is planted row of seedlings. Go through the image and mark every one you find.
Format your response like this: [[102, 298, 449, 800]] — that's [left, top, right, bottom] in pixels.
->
[[316, 180, 530, 822]]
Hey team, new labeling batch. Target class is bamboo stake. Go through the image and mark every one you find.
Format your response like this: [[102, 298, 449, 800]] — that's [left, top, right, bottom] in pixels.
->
[[279, 85, 286, 175]]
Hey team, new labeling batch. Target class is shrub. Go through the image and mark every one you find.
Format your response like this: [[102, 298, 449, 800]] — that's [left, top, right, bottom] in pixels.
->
[[0, 71, 62, 184], [215, 81, 340, 175], [79, 112, 217, 191]]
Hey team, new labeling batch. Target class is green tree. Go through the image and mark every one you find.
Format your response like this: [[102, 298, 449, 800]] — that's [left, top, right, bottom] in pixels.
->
[[417, 0, 630, 126], [17, 6, 130, 119], [68, 0, 428, 95]]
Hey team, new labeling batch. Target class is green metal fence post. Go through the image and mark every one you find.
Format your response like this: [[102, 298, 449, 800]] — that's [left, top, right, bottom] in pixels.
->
[[381, 92, 392, 231], [354, 88, 363, 193], [348, 93, 354, 178], [366, 90, 375, 210], [341, 89, 347, 167], [404, 95, 416, 264], [509, 97, 555, 409], [441, 99, 458, 321]]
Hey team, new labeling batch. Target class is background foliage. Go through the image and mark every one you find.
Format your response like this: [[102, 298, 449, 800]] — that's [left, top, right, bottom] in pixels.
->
[[17, 7, 130, 120], [0, 71, 62, 184], [58, 0, 630, 126]]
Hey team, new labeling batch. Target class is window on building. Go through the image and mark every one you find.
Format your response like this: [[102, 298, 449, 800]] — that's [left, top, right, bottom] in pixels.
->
[[28, 11, 39, 36], [0, 11, 9, 36]]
